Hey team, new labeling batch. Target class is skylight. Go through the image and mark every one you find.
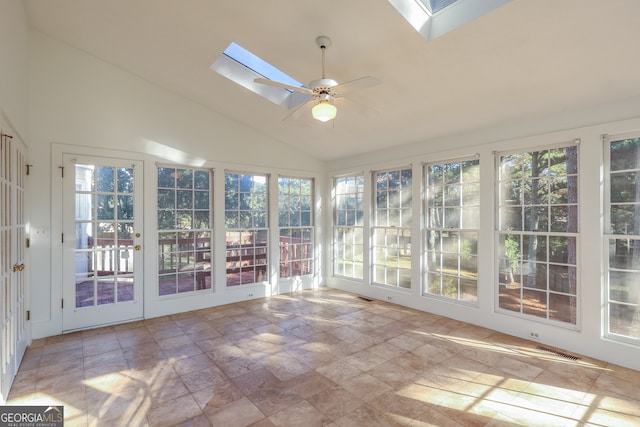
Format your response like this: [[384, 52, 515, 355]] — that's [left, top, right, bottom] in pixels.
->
[[223, 43, 303, 91], [420, 0, 459, 14], [388, 0, 512, 41], [211, 42, 310, 109]]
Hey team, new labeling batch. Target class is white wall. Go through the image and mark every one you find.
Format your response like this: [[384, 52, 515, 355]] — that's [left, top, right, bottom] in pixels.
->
[[326, 108, 640, 372], [28, 30, 326, 338], [0, 0, 29, 136]]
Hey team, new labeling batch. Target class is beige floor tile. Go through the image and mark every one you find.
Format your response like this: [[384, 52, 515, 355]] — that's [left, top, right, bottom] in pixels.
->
[[174, 413, 213, 427], [269, 400, 326, 427], [172, 353, 216, 376], [578, 407, 640, 427], [410, 342, 456, 365], [248, 386, 303, 417], [368, 390, 429, 422], [180, 365, 227, 393], [284, 346, 338, 370], [146, 393, 203, 426], [307, 386, 365, 421], [258, 352, 312, 381], [316, 360, 363, 384], [343, 348, 385, 371], [367, 359, 420, 389], [281, 370, 336, 399], [424, 395, 497, 427], [248, 418, 277, 427], [410, 405, 468, 427], [194, 379, 244, 413], [333, 404, 403, 427], [117, 329, 155, 349], [396, 382, 455, 407], [5, 288, 638, 427], [368, 342, 407, 361], [341, 372, 393, 401], [231, 367, 283, 395]]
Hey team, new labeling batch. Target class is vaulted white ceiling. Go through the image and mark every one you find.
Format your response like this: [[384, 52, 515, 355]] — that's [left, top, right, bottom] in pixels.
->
[[24, 0, 640, 160]]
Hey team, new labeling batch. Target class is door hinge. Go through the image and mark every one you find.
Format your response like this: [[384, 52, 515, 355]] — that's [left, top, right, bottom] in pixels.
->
[[61, 233, 64, 244], [26, 238, 30, 248], [59, 166, 64, 178], [61, 299, 64, 309], [26, 164, 33, 175], [26, 310, 30, 321]]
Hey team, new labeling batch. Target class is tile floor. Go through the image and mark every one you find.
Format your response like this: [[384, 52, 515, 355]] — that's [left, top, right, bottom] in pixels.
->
[[6, 288, 640, 426]]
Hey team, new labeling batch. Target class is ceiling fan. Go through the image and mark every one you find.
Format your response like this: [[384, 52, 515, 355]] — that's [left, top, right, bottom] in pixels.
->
[[254, 36, 380, 122]]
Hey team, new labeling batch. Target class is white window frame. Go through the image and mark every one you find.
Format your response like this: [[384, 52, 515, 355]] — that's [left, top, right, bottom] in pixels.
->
[[372, 166, 413, 289], [333, 174, 365, 280], [423, 156, 480, 305], [224, 171, 269, 287], [157, 165, 214, 296], [278, 176, 314, 279], [603, 132, 640, 346], [495, 142, 579, 327]]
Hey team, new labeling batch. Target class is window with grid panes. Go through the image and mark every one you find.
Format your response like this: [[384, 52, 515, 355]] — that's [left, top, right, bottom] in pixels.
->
[[497, 144, 578, 324], [157, 167, 212, 295], [225, 173, 268, 286], [334, 175, 364, 279], [424, 159, 479, 303], [279, 177, 313, 278], [604, 134, 640, 343], [373, 167, 412, 288]]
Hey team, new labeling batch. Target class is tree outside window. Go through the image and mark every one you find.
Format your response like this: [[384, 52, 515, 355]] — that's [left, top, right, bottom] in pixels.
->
[[497, 145, 578, 324], [225, 173, 268, 286], [372, 168, 412, 288], [157, 167, 212, 295], [424, 159, 479, 303], [278, 177, 313, 278], [606, 136, 640, 342], [334, 175, 364, 279]]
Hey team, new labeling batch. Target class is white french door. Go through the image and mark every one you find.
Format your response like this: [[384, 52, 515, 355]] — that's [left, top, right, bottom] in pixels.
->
[[62, 155, 144, 331], [0, 133, 28, 403]]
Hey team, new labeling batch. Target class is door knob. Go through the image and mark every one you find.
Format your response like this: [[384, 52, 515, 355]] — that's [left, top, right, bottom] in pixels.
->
[[13, 263, 25, 272], [135, 245, 141, 251]]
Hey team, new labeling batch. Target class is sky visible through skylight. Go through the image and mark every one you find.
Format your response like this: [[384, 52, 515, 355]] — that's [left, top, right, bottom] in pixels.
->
[[421, 0, 458, 14], [223, 42, 303, 90]]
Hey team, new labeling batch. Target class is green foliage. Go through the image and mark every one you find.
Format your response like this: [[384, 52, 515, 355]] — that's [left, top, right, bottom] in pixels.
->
[[157, 167, 211, 231], [278, 177, 313, 227], [226, 173, 267, 229], [426, 159, 479, 230], [505, 235, 520, 269]]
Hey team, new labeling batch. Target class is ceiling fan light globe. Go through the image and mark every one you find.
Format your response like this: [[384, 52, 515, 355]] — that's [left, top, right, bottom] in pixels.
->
[[312, 101, 337, 122]]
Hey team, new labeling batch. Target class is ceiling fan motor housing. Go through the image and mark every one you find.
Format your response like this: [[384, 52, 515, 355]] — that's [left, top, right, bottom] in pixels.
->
[[310, 78, 338, 99]]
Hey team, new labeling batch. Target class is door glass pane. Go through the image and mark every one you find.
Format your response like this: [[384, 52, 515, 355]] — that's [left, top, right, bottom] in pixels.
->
[[117, 195, 134, 219], [97, 195, 115, 220], [117, 167, 134, 193], [76, 223, 92, 249], [96, 166, 114, 192], [75, 163, 136, 308]]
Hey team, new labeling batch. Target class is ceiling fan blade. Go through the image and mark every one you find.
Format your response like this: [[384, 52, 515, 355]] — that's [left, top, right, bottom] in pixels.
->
[[333, 76, 381, 93], [334, 94, 379, 117], [254, 78, 314, 95], [282, 98, 315, 121]]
